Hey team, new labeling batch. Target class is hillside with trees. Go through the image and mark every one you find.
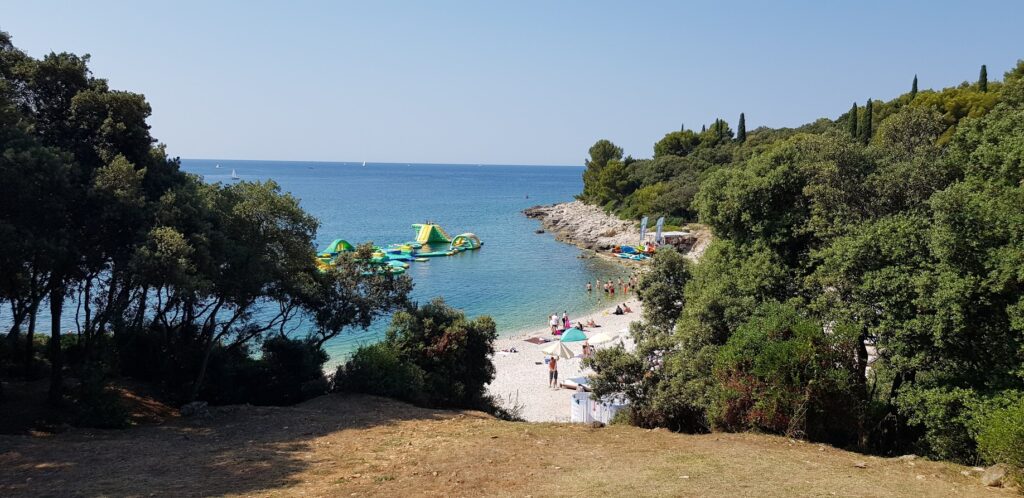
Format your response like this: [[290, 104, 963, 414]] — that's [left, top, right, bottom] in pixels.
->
[[584, 63, 1024, 474]]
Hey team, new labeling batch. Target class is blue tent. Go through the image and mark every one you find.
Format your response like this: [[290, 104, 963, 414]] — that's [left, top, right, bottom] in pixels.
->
[[560, 327, 588, 342]]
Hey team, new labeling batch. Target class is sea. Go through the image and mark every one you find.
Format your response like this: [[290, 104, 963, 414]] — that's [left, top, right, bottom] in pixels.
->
[[183, 160, 628, 366], [1, 160, 631, 366]]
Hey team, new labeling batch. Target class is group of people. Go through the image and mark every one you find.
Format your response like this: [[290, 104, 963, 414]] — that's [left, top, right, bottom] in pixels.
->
[[549, 311, 598, 334], [586, 275, 639, 296]]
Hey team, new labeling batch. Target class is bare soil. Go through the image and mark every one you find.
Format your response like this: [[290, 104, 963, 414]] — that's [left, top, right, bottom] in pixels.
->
[[0, 394, 1009, 497]]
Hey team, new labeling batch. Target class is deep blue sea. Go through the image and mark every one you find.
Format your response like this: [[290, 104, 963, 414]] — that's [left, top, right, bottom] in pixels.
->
[[183, 160, 629, 365]]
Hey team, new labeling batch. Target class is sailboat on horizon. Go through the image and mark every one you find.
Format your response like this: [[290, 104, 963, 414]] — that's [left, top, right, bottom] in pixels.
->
[[362, 161, 367, 167], [230, 168, 240, 181]]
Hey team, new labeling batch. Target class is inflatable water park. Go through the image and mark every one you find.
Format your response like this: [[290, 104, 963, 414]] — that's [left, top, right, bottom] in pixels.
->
[[315, 223, 482, 275]]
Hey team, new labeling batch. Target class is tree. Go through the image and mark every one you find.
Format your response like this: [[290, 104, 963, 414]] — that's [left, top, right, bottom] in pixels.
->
[[979, 64, 988, 92], [848, 102, 858, 138], [653, 130, 700, 157], [737, 113, 746, 142], [911, 75, 918, 99], [636, 248, 691, 331], [581, 139, 623, 203], [861, 99, 873, 144]]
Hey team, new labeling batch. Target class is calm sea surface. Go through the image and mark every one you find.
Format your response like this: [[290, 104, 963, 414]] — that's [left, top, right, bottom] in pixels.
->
[[1, 160, 632, 366], [184, 160, 630, 365]]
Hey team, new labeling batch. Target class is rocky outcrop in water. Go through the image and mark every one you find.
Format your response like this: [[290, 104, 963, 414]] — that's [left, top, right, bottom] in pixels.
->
[[524, 201, 712, 262], [524, 201, 641, 251]]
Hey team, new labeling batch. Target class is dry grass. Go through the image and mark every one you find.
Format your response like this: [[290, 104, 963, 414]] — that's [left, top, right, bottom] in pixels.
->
[[0, 394, 1011, 497]]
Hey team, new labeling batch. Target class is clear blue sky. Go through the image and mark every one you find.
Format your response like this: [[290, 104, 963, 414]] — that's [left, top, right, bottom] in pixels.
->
[[3, 1, 1022, 165]]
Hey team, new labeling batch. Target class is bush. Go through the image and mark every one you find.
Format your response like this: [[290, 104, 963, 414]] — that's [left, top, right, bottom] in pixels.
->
[[334, 342, 425, 404], [335, 298, 497, 410], [976, 396, 1024, 468], [711, 302, 862, 445], [114, 325, 329, 406]]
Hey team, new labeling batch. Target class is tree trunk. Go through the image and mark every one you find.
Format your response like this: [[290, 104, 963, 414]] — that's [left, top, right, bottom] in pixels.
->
[[48, 286, 63, 405], [24, 301, 38, 379], [190, 339, 215, 402]]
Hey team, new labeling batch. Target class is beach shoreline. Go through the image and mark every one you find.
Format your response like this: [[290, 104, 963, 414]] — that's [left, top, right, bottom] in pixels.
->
[[487, 297, 642, 422]]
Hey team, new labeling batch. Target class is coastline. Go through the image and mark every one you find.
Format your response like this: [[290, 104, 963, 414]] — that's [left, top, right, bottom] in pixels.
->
[[487, 297, 641, 422], [524, 200, 712, 264]]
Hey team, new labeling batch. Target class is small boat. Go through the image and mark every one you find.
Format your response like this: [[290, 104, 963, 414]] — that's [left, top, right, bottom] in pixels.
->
[[362, 161, 367, 167], [215, 163, 221, 169], [230, 168, 240, 181]]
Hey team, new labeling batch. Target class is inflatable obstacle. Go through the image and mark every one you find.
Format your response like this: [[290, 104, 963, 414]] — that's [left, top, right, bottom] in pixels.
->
[[316, 223, 482, 275]]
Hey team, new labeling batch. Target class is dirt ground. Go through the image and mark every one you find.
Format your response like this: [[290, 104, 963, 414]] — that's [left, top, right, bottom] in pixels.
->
[[0, 394, 1012, 497]]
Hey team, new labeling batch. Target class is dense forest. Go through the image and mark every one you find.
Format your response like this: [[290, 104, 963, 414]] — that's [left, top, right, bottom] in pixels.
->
[[585, 63, 1024, 469], [0, 31, 498, 427]]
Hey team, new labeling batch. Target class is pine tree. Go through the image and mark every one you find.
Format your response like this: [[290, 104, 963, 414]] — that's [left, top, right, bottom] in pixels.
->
[[979, 65, 988, 92], [911, 75, 918, 99], [737, 113, 746, 142], [860, 99, 873, 145], [848, 102, 858, 138]]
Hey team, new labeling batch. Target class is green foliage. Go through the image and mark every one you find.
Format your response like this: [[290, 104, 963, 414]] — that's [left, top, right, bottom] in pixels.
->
[[711, 302, 861, 444], [848, 102, 858, 138], [0, 31, 411, 419], [636, 247, 691, 331], [976, 396, 1024, 467], [579, 61, 1024, 464], [861, 99, 873, 144], [736, 113, 746, 143], [335, 342, 426, 404], [654, 130, 700, 157], [581, 139, 623, 202], [979, 64, 988, 92], [338, 298, 497, 409]]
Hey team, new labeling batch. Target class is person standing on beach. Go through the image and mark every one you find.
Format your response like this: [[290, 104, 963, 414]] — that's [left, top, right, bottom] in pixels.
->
[[548, 355, 559, 388], [550, 313, 558, 333], [562, 311, 570, 330], [586, 281, 592, 292]]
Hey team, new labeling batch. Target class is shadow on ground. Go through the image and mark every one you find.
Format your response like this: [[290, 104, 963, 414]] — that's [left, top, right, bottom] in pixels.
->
[[0, 394, 468, 496]]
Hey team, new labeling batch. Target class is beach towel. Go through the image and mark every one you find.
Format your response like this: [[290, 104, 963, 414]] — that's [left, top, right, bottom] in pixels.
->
[[524, 337, 549, 344]]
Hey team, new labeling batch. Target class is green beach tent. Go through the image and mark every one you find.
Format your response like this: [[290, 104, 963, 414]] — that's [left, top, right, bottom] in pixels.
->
[[560, 327, 588, 342]]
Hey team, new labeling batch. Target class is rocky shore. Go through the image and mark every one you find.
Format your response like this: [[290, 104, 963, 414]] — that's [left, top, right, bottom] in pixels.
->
[[524, 201, 641, 251], [524, 201, 712, 262]]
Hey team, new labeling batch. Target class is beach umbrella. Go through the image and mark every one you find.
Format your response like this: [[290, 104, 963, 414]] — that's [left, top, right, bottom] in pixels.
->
[[559, 327, 588, 342], [541, 341, 574, 359], [588, 331, 619, 345]]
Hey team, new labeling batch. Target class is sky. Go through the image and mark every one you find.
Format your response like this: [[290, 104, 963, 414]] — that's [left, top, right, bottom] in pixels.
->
[[2, 1, 1023, 165]]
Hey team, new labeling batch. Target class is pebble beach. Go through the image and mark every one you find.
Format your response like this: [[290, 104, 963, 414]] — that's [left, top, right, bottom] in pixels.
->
[[487, 297, 641, 422]]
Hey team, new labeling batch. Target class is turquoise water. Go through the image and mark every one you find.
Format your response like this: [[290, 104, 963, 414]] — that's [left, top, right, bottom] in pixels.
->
[[183, 160, 630, 364]]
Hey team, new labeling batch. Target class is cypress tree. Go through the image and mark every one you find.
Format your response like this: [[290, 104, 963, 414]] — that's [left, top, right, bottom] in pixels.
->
[[701, 124, 706, 133], [860, 99, 873, 145], [848, 102, 858, 138], [979, 65, 988, 92], [681, 123, 685, 132], [737, 113, 746, 142], [911, 75, 918, 99]]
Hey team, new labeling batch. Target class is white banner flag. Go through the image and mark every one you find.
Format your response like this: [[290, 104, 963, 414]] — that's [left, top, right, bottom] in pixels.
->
[[654, 217, 665, 244], [639, 216, 649, 245]]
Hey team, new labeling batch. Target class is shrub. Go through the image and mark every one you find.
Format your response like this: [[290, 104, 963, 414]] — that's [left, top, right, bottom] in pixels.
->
[[335, 298, 497, 410], [976, 396, 1024, 468], [711, 302, 862, 445], [334, 342, 425, 404]]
